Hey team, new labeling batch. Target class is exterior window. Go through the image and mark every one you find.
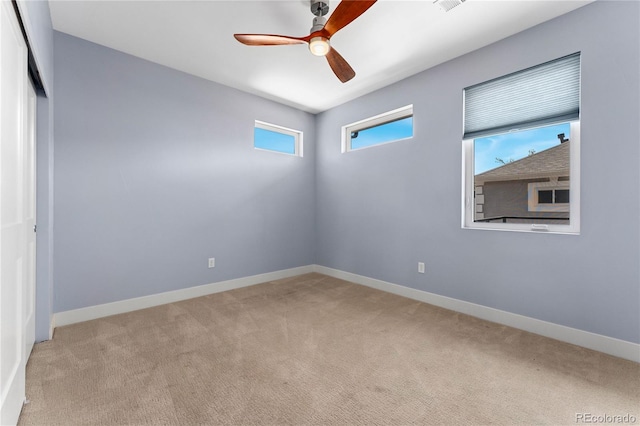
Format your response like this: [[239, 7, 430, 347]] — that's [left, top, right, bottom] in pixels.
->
[[462, 53, 581, 234], [254, 120, 302, 156], [469, 122, 578, 229], [342, 105, 413, 152], [538, 190, 554, 204], [528, 182, 570, 212], [554, 190, 570, 204]]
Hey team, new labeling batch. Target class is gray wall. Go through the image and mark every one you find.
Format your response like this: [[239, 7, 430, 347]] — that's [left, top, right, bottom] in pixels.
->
[[315, 1, 640, 343], [35, 94, 54, 342], [53, 32, 316, 312]]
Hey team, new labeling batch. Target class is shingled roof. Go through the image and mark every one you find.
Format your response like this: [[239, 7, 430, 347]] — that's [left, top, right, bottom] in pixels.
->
[[475, 141, 570, 184]]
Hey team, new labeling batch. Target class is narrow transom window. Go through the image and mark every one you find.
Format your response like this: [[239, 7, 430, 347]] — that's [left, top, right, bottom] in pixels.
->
[[462, 53, 581, 234], [342, 105, 413, 152], [254, 121, 303, 157]]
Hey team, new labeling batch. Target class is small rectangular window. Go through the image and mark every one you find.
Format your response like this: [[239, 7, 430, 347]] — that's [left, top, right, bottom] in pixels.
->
[[342, 105, 413, 152], [254, 121, 302, 157], [528, 179, 571, 213]]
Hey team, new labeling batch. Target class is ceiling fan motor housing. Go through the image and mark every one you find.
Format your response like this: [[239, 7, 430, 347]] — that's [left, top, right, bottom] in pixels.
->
[[310, 1, 329, 17]]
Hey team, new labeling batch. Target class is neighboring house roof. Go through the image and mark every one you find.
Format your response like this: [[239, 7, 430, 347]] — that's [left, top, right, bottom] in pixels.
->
[[475, 141, 570, 184]]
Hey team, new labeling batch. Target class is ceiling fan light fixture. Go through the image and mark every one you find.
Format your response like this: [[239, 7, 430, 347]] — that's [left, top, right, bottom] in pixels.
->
[[309, 36, 330, 56]]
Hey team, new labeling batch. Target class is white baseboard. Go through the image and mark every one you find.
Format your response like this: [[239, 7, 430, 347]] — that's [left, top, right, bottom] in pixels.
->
[[313, 265, 640, 363], [53, 264, 639, 363], [53, 265, 315, 328]]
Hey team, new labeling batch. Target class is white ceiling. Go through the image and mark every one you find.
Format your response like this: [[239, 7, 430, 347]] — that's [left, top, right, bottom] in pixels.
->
[[49, 0, 593, 113]]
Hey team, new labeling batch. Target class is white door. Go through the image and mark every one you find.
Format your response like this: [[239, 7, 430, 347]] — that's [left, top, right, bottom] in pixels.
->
[[0, 0, 29, 424]]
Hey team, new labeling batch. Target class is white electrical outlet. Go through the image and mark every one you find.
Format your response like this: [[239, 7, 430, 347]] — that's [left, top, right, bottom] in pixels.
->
[[208, 258, 215, 268], [418, 262, 425, 274]]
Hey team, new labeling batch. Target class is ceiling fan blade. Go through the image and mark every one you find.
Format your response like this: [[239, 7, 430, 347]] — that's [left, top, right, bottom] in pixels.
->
[[324, 0, 377, 37], [326, 48, 356, 83], [234, 34, 307, 46]]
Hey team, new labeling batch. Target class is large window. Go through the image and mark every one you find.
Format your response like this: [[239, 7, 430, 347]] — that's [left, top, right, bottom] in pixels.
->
[[342, 105, 413, 152], [254, 120, 303, 156], [462, 53, 581, 234]]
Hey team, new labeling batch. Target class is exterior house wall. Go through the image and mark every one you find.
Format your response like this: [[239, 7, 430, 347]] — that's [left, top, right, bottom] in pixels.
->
[[479, 179, 570, 224]]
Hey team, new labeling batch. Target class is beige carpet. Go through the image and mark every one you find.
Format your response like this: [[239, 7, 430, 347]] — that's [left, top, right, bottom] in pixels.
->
[[19, 273, 639, 425]]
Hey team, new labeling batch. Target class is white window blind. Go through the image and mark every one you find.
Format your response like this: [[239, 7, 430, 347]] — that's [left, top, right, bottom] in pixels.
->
[[464, 52, 581, 140]]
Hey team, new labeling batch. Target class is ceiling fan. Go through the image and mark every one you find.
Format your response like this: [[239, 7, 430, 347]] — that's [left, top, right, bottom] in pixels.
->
[[234, 0, 377, 83]]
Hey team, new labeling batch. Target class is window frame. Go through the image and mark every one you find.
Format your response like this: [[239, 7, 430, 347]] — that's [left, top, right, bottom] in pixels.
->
[[254, 120, 303, 157], [341, 105, 414, 153], [461, 121, 580, 235]]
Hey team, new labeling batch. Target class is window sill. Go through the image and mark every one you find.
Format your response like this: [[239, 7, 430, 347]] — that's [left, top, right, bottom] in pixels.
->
[[462, 223, 580, 236]]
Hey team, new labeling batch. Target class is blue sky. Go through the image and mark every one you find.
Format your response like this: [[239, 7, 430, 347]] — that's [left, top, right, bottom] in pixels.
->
[[254, 127, 296, 154], [351, 117, 413, 150], [474, 123, 570, 174]]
